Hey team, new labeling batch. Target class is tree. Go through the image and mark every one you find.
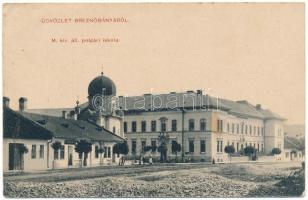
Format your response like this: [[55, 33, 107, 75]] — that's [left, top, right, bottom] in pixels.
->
[[143, 145, 153, 153], [51, 141, 62, 152], [171, 141, 182, 162], [113, 143, 121, 157], [113, 141, 129, 165], [75, 139, 92, 167], [224, 145, 235, 163], [19, 144, 29, 154], [158, 133, 170, 163], [98, 148, 105, 154], [291, 149, 297, 154], [158, 144, 168, 162], [151, 145, 157, 153], [238, 149, 245, 156], [244, 146, 256, 160], [272, 148, 281, 155], [298, 138, 305, 155], [51, 141, 62, 161]]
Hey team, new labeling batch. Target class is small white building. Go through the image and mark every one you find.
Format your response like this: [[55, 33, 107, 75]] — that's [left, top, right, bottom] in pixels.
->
[[3, 72, 126, 172], [3, 103, 124, 172], [284, 136, 305, 162]]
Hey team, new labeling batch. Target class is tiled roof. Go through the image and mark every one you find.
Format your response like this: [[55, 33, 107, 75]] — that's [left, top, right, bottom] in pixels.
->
[[26, 108, 72, 117], [257, 109, 286, 120], [4, 107, 124, 142], [119, 93, 229, 111], [4, 107, 53, 140], [118, 92, 285, 120], [25, 92, 285, 121], [284, 136, 304, 150], [217, 98, 265, 119]]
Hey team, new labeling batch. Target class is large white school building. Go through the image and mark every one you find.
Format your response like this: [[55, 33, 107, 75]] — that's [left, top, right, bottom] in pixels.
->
[[120, 91, 286, 163]]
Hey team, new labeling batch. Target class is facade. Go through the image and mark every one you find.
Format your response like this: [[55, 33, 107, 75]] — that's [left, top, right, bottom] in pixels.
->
[[120, 92, 286, 163]]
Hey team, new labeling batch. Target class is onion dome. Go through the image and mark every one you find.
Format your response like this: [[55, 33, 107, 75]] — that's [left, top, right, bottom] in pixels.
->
[[88, 72, 116, 97]]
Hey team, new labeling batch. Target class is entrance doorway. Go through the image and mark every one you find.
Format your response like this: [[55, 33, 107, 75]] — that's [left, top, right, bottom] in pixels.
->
[[68, 146, 73, 166], [9, 143, 24, 170]]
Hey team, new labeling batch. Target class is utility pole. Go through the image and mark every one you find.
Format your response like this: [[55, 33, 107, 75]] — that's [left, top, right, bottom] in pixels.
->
[[181, 107, 185, 162]]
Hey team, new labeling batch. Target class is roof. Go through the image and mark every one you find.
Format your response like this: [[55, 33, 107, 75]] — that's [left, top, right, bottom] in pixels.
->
[[3, 107, 124, 142], [257, 109, 286, 120], [88, 73, 117, 97], [3, 107, 53, 140], [25, 92, 285, 121], [284, 136, 304, 150], [26, 108, 72, 117], [219, 98, 265, 119], [118, 92, 285, 120], [119, 93, 229, 111]]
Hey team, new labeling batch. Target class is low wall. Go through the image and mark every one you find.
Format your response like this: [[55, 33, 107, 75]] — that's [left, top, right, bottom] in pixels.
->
[[231, 157, 250, 163], [217, 155, 280, 164], [257, 156, 276, 162]]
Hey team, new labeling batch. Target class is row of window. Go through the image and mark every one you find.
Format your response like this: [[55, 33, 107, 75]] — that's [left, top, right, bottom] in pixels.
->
[[94, 146, 112, 158], [217, 120, 264, 136], [54, 145, 65, 160], [216, 140, 264, 153], [56, 145, 113, 160], [31, 145, 44, 159], [130, 139, 266, 155], [124, 119, 207, 133], [130, 139, 207, 154], [131, 140, 159, 153], [32, 144, 115, 160], [124, 119, 265, 136], [188, 139, 206, 153]]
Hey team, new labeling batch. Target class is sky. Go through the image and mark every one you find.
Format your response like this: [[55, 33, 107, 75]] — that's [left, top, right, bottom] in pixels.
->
[[3, 3, 305, 125]]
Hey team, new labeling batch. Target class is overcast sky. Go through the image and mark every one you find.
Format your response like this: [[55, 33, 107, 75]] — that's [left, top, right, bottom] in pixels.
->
[[3, 3, 305, 124]]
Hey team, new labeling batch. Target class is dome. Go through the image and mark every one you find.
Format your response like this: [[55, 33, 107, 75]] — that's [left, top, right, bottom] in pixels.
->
[[88, 72, 116, 97]]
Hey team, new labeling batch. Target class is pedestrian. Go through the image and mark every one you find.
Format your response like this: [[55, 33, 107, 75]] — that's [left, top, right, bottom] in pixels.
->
[[120, 156, 125, 166], [149, 156, 153, 165], [140, 155, 143, 165]]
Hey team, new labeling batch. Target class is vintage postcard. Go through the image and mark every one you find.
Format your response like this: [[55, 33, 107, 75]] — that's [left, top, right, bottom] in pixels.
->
[[2, 3, 305, 198]]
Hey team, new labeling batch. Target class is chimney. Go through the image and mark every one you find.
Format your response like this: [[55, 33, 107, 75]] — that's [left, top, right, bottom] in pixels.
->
[[3, 97, 10, 107], [19, 97, 28, 111], [256, 104, 261, 110], [95, 111, 103, 126], [62, 110, 67, 119]]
